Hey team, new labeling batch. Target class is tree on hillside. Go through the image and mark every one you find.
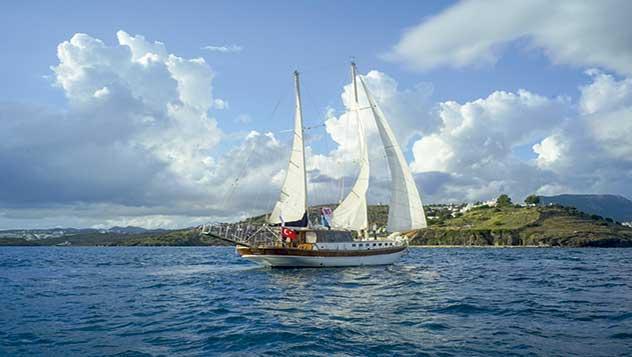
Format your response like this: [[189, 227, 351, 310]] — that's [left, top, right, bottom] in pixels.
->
[[525, 194, 540, 205], [496, 194, 512, 207]]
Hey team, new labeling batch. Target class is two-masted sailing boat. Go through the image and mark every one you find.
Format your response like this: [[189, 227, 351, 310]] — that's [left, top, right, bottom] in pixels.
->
[[204, 62, 426, 267]]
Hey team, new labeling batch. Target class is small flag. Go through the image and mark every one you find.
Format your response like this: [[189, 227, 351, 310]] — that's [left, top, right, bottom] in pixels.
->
[[281, 227, 298, 240]]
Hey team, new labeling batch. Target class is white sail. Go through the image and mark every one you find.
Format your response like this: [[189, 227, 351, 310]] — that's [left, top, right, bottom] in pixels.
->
[[331, 106, 369, 230], [269, 71, 308, 225], [331, 64, 369, 231], [358, 75, 427, 232]]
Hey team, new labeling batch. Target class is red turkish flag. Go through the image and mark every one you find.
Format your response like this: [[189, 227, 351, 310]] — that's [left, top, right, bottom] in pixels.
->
[[281, 227, 298, 240]]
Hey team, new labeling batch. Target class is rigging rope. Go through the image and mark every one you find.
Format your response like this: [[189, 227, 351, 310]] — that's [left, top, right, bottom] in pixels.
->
[[221, 82, 293, 211], [220, 61, 360, 220]]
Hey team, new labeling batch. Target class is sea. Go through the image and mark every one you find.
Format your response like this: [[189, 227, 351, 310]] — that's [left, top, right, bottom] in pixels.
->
[[1, 247, 631, 356]]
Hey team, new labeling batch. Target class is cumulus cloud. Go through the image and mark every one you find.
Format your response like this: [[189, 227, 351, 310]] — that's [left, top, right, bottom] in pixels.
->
[[408, 88, 570, 202], [538, 71, 632, 195], [202, 44, 243, 53], [0, 31, 286, 229], [386, 0, 632, 76], [409, 69, 632, 204], [412, 90, 570, 173]]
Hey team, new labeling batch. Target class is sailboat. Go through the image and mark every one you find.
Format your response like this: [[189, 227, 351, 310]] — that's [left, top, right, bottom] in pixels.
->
[[204, 62, 426, 267]]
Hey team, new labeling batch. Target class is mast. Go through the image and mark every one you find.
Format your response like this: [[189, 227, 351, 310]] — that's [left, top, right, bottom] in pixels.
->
[[351, 62, 359, 104], [294, 70, 309, 226]]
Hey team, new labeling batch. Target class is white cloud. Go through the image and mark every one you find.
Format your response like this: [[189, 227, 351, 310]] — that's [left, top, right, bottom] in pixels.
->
[[408, 87, 570, 202], [533, 135, 565, 168], [411, 89, 569, 173], [201, 44, 243, 53], [0, 31, 286, 229], [411, 134, 453, 172], [579, 69, 632, 115], [386, 0, 632, 76], [93, 86, 110, 98], [575, 72, 632, 161], [414, 68, 632, 203]]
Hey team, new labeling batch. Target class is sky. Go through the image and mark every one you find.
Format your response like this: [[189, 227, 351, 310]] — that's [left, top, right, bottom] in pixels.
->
[[1, 0, 632, 229]]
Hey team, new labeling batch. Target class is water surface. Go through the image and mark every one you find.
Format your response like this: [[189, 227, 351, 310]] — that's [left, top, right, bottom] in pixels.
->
[[1, 247, 631, 356]]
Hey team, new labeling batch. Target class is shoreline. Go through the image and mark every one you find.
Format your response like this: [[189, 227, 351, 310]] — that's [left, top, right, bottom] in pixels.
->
[[409, 245, 550, 248]]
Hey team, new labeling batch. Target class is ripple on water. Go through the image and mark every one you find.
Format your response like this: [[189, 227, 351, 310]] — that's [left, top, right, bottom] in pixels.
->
[[1, 247, 632, 356]]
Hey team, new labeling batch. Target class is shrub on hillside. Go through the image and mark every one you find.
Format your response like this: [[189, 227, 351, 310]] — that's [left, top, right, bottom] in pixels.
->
[[524, 194, 540, 205], [496, 194, 512, 207]]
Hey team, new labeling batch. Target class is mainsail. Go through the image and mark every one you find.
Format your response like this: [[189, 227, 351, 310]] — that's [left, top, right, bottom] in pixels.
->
[[358, 74, 427, 232], [269, 71, 308, 226], [331, 63, 369, 231]]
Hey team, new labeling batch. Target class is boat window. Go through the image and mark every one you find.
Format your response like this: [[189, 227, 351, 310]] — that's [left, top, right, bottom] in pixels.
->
[[352, 244, 356, 247], [378, 243, 382, 246], [372, 243, 376, 246], [315, 230, 354, 242], [358, 244, 363, 247]]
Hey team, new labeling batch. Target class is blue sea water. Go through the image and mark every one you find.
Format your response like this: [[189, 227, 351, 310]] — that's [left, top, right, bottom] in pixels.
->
[[1, 247, 631, 356]]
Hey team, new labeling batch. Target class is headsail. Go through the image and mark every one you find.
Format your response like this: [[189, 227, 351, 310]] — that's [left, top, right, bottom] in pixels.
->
[[269, 71, 308, 226], [358, 74, 427, 232], [331, 63, 369, 231]]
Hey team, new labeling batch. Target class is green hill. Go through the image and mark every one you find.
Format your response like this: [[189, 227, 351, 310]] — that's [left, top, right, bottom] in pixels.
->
[[411, 205, 632, 247]]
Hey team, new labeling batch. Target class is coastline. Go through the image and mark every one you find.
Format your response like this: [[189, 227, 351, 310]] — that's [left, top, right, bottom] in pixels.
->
[[410, 245, 551, 248]]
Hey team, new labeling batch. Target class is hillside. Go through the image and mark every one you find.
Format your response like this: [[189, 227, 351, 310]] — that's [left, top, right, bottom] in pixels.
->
[[411, 205, 632, 247], [539, 194, 632, 223]]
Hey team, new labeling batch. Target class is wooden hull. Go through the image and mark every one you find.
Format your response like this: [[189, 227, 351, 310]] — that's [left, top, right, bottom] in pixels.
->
[[237, 246, 406, 268]]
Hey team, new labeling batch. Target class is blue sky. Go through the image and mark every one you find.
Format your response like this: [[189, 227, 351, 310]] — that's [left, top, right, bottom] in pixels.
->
[[1, 0, 631, 228], [2, 1, 586, 132]]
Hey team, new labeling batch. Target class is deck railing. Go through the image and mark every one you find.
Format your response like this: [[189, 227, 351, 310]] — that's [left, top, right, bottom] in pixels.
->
[[199, 223, 279, 247]]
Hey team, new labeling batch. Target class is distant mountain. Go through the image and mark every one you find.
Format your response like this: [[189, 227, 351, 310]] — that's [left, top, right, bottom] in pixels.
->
[[105, 226, 164, 234], [0, 226, 166, 240], [539, 194, 632, 222]]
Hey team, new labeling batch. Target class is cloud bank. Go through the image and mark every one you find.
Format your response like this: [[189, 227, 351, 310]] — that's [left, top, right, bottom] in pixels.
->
[[2, 20, 632, 229]]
